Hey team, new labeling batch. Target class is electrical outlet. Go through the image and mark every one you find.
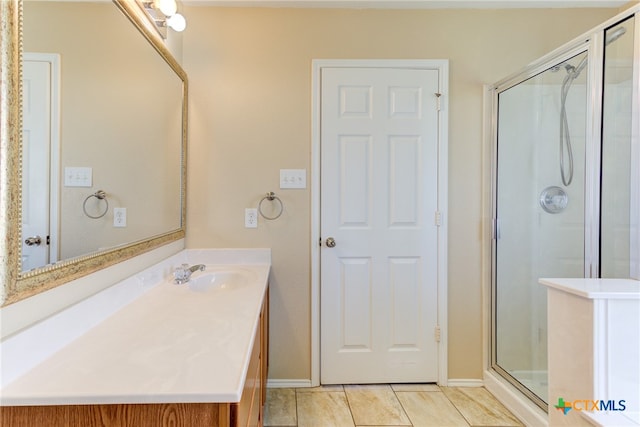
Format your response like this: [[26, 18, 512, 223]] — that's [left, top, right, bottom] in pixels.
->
[[114, 208, 127, 227], [245, 208, 258, 228]]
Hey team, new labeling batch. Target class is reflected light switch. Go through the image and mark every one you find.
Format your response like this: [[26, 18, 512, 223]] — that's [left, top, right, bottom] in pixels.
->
[[64, 167, 92, 187]]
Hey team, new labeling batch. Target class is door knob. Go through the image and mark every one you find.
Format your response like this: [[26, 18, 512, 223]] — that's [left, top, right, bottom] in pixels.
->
[[325, 237, 336, 248], [25, 236, 42, 246]]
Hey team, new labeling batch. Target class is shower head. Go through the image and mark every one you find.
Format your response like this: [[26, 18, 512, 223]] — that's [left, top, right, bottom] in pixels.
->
[[561, 57, 586, 79], [574, 57, 588, 76], [605, 27, 626, 45]]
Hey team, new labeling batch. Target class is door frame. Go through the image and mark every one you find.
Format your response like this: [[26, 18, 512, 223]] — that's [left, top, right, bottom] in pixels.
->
[[23, 52, 61, 265], [310, 59, 449, 387]]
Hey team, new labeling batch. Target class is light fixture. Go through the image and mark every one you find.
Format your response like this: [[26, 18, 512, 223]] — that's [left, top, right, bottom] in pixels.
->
[[154, 0, 177, 17], [140, 0, 187, 39], [166, 13, 187, 32]]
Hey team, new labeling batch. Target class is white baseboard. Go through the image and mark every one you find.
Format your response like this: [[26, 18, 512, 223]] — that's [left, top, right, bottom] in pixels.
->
[[484, 370, 548, 427], [446, 379, 484, 387], [268, 378, 485, 389], [267, 379, 313, 389]]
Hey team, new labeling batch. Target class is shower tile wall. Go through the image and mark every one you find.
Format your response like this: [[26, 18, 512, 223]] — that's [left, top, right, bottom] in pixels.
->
[[601, 16, 636, 279], [496, 88, 539, 378], [602, 79, 632, 277]]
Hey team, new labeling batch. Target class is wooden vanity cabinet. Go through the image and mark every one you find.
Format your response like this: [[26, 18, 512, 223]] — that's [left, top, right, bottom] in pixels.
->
[[230, 287, 269, 427], [0, 289, 270, 427]]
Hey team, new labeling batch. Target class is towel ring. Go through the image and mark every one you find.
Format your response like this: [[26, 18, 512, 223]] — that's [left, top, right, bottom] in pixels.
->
[[83, 190, 109, 219], [258, 191, 284, 220]]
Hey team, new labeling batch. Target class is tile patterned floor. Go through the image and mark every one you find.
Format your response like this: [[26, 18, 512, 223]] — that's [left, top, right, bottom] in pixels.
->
[[264, 384, 523, 427]]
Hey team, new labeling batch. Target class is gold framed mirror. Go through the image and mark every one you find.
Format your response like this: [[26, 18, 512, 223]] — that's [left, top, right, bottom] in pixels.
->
[[0, 0, 187, 306]]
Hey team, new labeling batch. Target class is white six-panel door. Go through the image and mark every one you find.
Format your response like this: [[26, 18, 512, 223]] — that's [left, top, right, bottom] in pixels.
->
[[320, 67, 441, 384], [21, 59, 52, 271]]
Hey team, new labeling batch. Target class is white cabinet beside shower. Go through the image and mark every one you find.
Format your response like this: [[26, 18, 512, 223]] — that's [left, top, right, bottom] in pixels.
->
[[540, 278, 640, 426]]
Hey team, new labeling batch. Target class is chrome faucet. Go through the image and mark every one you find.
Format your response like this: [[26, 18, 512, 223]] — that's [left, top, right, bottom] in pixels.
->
[[173, 263, 206, 284]]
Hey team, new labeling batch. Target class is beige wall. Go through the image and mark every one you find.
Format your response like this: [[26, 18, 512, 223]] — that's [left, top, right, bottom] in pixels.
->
[[182, 6, 618, 381]]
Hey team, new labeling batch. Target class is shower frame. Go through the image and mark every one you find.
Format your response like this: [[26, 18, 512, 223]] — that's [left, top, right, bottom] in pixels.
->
[[484, 5, 640, 424]]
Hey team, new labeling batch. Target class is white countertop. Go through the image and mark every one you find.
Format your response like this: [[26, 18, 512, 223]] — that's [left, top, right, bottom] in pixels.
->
[[0, 250, 270, 406], [539, 278, 640, 299]]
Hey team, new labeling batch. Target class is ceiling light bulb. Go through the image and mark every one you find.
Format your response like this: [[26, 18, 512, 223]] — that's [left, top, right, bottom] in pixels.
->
[[154, 0, 177, 17], [167, 13, 186, 32]]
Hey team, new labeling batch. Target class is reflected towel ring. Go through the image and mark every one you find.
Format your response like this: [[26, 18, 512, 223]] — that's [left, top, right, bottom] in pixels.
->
[[83, 190, 109, 219], [258, 191, 284, 220]]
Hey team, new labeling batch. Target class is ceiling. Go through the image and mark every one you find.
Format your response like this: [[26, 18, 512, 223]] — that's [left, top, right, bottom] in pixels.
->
[[183, 0, 628, 8]]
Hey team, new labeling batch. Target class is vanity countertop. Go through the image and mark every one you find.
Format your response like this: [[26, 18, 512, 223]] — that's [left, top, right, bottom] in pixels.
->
[[539, 278, 640, 299], [0, 251, 270, 406]]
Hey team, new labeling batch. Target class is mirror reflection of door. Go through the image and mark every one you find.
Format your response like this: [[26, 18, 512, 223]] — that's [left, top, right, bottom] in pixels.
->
[[21, 53, 60, 271]]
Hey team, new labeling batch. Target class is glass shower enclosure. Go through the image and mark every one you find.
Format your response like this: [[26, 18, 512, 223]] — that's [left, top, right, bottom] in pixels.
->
[[490, 12, 637, 411]]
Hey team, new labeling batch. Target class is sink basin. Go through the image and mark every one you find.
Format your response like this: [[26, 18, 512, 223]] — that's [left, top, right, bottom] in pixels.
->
[[184, 269, 256, 292]]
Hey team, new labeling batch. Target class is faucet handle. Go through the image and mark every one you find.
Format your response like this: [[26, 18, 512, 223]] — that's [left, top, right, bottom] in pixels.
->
[[174, 263, 189, 275], [173, 264, 190, 283]]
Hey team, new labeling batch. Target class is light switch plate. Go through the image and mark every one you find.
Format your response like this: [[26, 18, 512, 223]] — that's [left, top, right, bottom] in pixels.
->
[[64, 167, 92, 187], [280, 169, 306, 189]]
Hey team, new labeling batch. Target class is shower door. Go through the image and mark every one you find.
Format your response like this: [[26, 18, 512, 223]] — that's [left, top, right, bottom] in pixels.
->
[[491, 10, 638, 414], [493, 50, 589, 408]]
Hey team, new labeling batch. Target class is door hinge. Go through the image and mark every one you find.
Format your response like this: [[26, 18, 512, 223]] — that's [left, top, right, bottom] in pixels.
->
[[434, 211, 442, 227], [435, 92, 442, 111], [435, 326, 441, 342]]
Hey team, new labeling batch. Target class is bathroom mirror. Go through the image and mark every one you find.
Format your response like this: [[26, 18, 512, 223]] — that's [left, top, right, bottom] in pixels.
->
[[0, 0, 187, 305]]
